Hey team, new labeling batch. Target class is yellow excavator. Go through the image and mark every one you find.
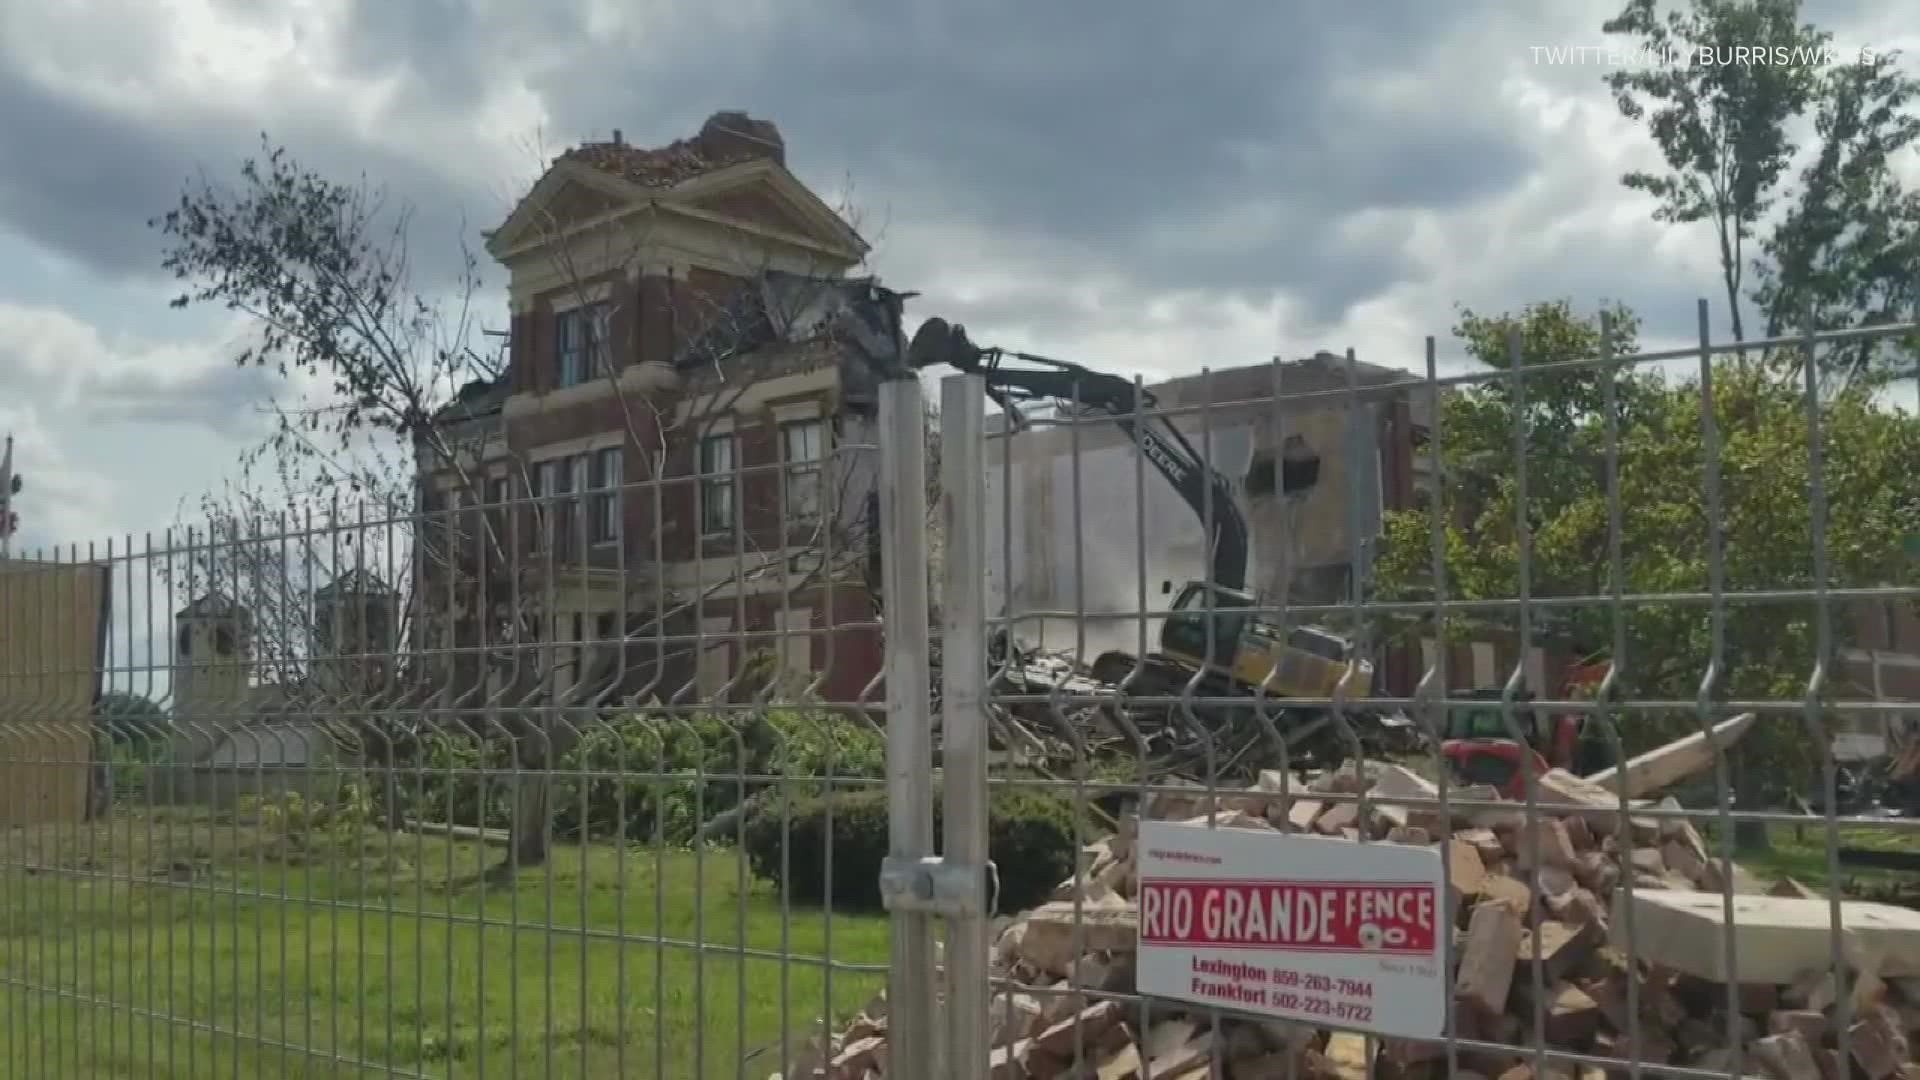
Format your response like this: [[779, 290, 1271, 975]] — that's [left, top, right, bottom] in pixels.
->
[[909, 318, 1411, 763]]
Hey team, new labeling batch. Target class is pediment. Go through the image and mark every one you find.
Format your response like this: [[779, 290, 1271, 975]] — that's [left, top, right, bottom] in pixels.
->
[[663, 160, 867, 263], [487, 156, 868, 266], [538, 181, 625, 233], [485, 161, 637, 260], [682, 184, 847, 251]]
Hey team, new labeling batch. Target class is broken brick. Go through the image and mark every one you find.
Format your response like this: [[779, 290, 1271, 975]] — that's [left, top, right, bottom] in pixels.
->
[[1850, 1007, 1911, 1079], [1457, 902, 1525, 1020]]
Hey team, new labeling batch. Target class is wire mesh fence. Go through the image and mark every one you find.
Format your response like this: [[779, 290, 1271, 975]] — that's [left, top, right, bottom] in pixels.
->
[[0, 405, 902, 1078], [0, 303, 1917, 1079], [925, 306, 1920, 1079]]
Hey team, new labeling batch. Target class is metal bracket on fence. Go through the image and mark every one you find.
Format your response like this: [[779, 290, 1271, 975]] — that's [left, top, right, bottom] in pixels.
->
[[878, 855, 986, 918]]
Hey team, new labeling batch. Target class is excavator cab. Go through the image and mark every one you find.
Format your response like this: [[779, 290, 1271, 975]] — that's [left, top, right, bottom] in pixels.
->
[[1160, 582, 1254, 667], [1158, 582, 1369, 701]]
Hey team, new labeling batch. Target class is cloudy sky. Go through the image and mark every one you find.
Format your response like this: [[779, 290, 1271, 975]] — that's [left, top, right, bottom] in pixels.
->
[[0, 0, 1913, 558]]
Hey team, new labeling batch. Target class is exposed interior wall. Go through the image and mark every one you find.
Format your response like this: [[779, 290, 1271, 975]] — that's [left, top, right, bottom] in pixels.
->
[[984, 417, 1254, 662], [1245, 402, 1385, 606], [982, 388, 1399, 661]]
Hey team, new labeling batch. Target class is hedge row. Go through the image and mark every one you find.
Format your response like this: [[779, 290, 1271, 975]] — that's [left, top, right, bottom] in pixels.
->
[[400, 706, 888, 846]]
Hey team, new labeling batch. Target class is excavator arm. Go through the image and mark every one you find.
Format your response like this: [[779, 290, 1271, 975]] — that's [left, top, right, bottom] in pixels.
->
[[907, 317, 1298, 592], [903, 316, 1420, 769]]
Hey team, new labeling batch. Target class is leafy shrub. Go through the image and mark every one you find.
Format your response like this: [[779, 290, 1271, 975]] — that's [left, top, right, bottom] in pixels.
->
[[243, 782, 376, 852], [95, 693, 172, 806], [400, 703, 887, 848], [402, 732, 509, 831], [742, 784, 1079, 914], [550, 707, 887, 844]]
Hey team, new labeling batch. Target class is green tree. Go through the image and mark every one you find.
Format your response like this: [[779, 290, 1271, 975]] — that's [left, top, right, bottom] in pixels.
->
[[1374, 300, 1920, 844], [1751, 49, 1920, 387], [1601, 0, 1829, 350], [95, 691, 166, 736], [1606, 2, 1920, 387], [91, 691, 169, 815]]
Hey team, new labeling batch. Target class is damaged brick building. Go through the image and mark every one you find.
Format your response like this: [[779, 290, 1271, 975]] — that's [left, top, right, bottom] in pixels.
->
[[415, 111, 896, 708]]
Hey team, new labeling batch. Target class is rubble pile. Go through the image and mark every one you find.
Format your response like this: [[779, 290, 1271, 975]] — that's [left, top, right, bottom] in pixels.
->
[[778, 762, 1920, 1080]]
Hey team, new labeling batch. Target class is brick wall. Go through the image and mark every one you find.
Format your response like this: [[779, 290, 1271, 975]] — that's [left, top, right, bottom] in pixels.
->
[[511, 265, 753, 396]]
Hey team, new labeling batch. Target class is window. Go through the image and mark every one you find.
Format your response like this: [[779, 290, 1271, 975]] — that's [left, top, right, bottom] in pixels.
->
[[556, 301, 611, 388], [781, 419, 825, 522], [1287, 626, 1350, 663], [534, 458, 575, 554], [570, 454, 590, 552], [595, 612, 617, 640], [532, 449, 620, 555], [590, 447, 621, 543], [699, 433, 736, 534]]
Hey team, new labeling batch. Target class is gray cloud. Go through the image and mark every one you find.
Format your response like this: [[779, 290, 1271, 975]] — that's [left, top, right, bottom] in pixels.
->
[[0, 0, 1550, 326], [518, 1, 1544, 320], [80, 363, 282, 440], [0, 0, 1911, 553], [0, 301, 278, 443], [0, 58, 508, 294]]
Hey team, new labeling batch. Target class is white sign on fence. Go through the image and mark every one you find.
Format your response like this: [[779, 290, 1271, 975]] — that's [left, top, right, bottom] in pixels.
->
[[1134, 819, 1448, 1040]]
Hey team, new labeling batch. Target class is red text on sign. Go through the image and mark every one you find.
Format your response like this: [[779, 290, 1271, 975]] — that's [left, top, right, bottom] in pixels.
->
[[1138, 879, 1436, 954]]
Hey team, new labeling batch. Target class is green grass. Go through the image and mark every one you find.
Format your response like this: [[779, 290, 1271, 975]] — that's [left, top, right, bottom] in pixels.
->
[[0, 808, 890, 1078], [1710, 819, 1920, 895]]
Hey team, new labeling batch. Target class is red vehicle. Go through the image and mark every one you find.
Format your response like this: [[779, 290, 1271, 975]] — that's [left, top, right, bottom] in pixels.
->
[[1438, 664, 1615, 797]]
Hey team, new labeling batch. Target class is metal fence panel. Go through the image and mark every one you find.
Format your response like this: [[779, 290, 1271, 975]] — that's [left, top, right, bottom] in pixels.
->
[[0, 419, 905, 1077], [2, 305, 1918, 1080], [944, 308, 1920, 1080]]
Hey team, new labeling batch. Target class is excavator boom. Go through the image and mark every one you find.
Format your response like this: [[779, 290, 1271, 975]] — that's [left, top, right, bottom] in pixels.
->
[[908, 317, 1265, 590], [904, 315, 1422, 769]]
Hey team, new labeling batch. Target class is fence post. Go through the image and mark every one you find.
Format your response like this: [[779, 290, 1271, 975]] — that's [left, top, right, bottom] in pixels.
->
[[939, 373, 991, 1077], [876, 375, 940, 1071]]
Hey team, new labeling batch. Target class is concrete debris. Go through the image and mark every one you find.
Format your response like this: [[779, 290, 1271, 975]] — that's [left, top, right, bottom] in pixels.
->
[[774, 760, 1920, 1079], [1584, 712, 1758, 799], [1613, 890, 1920, 984]]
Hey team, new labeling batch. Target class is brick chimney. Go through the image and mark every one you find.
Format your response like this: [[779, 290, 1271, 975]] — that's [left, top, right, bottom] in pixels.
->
[[697, 110, 785, 166]]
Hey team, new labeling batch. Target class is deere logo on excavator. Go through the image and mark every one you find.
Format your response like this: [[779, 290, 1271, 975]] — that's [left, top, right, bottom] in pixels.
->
[[1139, 431, 1189, 485]]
